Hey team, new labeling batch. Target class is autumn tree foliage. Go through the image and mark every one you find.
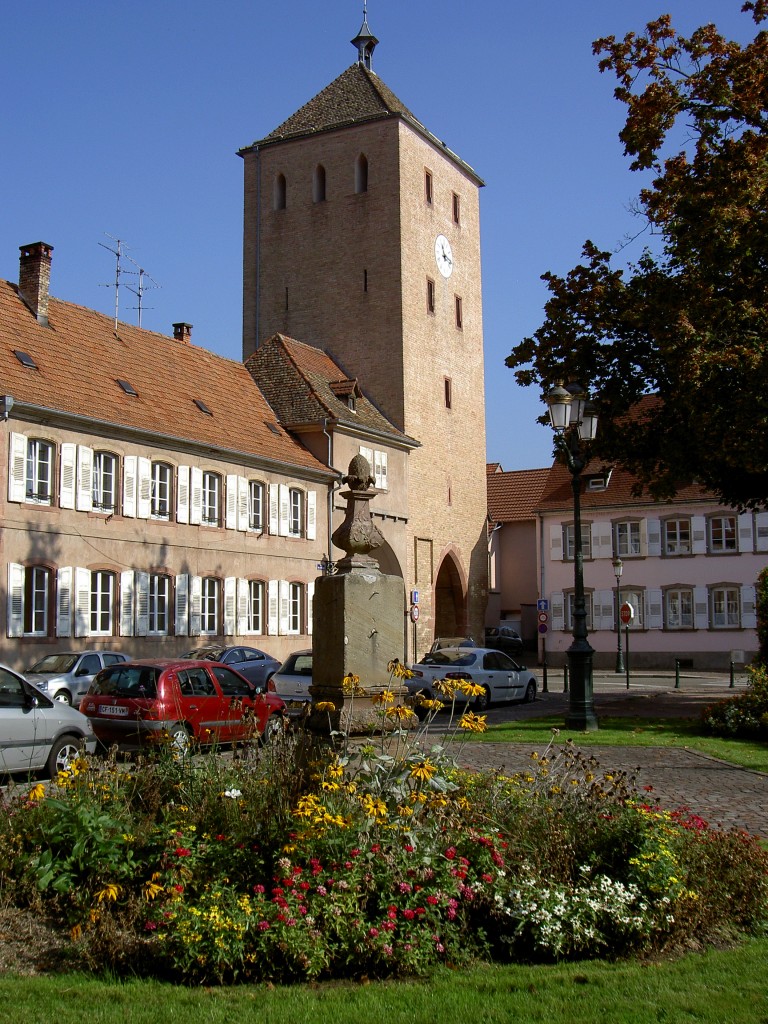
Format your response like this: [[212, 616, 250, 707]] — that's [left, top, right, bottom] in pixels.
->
[[507, 1, 768, 509]]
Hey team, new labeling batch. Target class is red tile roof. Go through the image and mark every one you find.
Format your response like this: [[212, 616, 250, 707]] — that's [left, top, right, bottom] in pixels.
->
[[537, 459, 716, 512], [487, 468, 550, 522], [0, 280, 331, 477]]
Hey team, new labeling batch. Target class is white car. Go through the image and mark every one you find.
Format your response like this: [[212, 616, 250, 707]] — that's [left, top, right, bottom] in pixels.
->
[[0, 664, 97, 777], [25, 650, 130, 707], [268, 649, 313, 715], [406, 646, 537, 712]]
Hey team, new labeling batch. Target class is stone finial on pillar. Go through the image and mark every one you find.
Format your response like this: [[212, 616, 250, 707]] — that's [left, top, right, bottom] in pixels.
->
[[331, 453, 384, 573]]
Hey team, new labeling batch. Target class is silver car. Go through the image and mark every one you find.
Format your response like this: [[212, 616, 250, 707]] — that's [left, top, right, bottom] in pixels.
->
[[406, 646, 537, 712], [0, 664, 97, 777], [25, 651, 130, 707], [269, 649, 313, 714]]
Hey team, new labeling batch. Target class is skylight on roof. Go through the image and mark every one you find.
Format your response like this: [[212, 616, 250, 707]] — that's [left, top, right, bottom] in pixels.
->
[[116, 378, 138, 396], [266, 422, 281, 435], [14, 350, 37, 369], [194, 398, 213, 416]]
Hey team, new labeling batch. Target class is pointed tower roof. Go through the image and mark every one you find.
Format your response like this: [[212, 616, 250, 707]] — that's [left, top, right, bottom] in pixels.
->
[[351, 3, 378, 70]]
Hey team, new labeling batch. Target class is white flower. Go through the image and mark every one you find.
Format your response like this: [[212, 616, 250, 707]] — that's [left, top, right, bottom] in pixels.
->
[[223, 788, 242, 799]]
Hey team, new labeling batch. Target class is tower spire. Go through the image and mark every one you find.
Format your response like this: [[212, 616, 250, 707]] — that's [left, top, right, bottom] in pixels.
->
[[351, 2, 378, 70]]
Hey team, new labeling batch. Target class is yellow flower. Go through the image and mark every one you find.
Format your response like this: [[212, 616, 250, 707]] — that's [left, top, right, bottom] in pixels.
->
[[385, 704, 416, 723], [458, 711, 487, 733], [144, 882, 164, 901], [27, 783, 46, 802], [418, 697, 445, 712], [315, 701, 336, 712], [361, 794, 389, 819], [327, 760, 344, 779], [342, 673, 365, 696], [409, 759, 438, 783], [387, 659, 415, 679], [434, 678, 457, 698], [70, 924, 82, 941], [95, 883, 121, 903], [373, 690, 395, 706], [456, 679, 485, 698]]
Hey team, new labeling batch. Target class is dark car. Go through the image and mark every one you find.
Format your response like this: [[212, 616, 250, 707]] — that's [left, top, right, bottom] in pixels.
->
[[484, 626, 523, 658], [81, 659, 285, 755], [181, 645, 281, 690]]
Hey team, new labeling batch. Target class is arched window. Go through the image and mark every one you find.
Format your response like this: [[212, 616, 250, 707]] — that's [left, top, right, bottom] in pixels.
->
[[274, 173, 287, 210], [355, 154, 368, 194], [313, 164, 326, 203]]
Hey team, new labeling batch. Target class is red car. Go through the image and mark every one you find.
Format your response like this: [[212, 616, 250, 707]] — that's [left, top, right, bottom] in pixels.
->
[[81, 659, 285, 755]]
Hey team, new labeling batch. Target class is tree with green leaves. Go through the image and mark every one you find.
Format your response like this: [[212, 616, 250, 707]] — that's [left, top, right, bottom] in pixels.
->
[[507, 1, 768, 510]]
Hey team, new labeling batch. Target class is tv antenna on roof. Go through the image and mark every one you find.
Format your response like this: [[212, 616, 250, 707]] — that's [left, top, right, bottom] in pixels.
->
[[98, 235, 159, 330]]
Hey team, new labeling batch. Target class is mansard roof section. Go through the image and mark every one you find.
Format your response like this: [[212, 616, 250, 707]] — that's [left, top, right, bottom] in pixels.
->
[[245, 333, 417, 447], [240, 64, 484, 186], [0, 279, 330, 478]]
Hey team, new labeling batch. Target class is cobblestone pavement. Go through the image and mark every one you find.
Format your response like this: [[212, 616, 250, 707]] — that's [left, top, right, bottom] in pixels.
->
[[426, 671, 768, 838]]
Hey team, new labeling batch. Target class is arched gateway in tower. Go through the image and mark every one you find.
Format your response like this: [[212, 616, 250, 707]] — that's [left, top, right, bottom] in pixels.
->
[[239, 12, 488, 657]]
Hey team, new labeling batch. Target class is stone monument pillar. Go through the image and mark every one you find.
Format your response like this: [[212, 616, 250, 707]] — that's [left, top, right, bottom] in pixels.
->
[[308, 454, 408, 733]]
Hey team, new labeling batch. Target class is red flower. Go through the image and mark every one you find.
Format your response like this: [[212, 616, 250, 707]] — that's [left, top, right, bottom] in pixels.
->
[[403, 909, 416, 920], [427, 895, 439, 905], [174, 847, 191, 857], [444, 847, 457, 861]]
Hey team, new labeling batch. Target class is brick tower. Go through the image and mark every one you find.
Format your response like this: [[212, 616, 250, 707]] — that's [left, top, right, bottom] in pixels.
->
[[239, 12, 488, 655]]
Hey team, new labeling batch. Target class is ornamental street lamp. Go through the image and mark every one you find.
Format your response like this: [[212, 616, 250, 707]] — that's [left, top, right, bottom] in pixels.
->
[[612, 557, 625, 674], [546, 382, 599, 731]]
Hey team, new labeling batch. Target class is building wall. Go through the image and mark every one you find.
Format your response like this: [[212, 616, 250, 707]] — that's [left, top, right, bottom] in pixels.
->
[[1, 419, 329, 672], [487, 521, 540, 641], [538, 502, 767, 670]]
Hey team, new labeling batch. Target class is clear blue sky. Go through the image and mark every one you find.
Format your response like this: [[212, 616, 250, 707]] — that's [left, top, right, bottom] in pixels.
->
[[0, 1, 753, 471]]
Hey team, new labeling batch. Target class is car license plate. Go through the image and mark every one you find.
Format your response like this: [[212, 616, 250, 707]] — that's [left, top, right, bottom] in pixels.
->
[[99, 704, 129, 716]]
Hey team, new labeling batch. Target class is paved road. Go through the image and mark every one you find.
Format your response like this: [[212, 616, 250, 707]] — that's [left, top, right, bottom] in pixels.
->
[[426, 671, 768, 838]]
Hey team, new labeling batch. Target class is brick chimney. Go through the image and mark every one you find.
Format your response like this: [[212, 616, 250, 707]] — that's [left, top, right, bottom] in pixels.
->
[[19, 242, 54, 327], [173, 322, 193, 344]]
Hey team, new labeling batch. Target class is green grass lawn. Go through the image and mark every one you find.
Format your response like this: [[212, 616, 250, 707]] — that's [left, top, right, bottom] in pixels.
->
[[478, 717, 768, 772], [2, 938, 766, 1023]]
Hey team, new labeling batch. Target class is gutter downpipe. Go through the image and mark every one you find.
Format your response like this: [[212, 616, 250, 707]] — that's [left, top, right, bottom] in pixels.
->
[[322, 419, 344, 566]]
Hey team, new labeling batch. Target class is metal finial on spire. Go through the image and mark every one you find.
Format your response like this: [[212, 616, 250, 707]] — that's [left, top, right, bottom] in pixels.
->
[[351, 2, 378, 70]]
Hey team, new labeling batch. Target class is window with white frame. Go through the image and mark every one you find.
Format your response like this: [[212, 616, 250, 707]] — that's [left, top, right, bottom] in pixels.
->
[[708, 515, 737, 553], [202, 472, 221, 527], [26, 439, 53, 505], [665, 587, 693, 629], [288, 581, 303, 634], [289, 488, 303, 537], [564, 523, 592, 561], [710, 585, 739, 628], [664, 518, 691, 556], [565, 591, 593, 631], [92, 452, 118, 513], [247, 580, 264, 633], [358, 447, 388, 490], [90, 571, 115, 635], [249, 481, 264, 532], [7, 564, 52, 637], [201, 577, 220, 635], [151, 462, 172, 520], [617, 588, 644, 629], [615, 521, 641, 557], [148, 574, 170, 635]]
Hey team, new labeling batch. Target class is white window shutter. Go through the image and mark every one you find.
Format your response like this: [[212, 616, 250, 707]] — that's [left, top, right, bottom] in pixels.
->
[[120, 570, 135, 636], [307, 580, 315, 636], [189, 575, 202, 636], [738, 513, 754, 553], [359, 445, 373, 466], [74, 567, 91, 638], [645, 589, 663, 629], [137, 457, 151, 519], [755, 512, 768, 552], [190, 467, 203, 525], [267, 580, 279, 635], [741, 585, 757, 629], [646, 518, 661, 557], [76, 445, 93, 512], [237, 578, 249, 634], [379, 452, 388, 490], [225, 475, 238, 530], [551, 592, 564, 631], [694, 586, 709, 629], [224, 576, 236, 636], [597, 589, 614, 631], [59, 442, 76, 509], [549, 524, 563, 562], [594, 523, 613, 559], [175, 574, 189, 635], [269, 484, 279, 535], [278, 484, 289, 536], [136, 572, 149, 636], [692, 515, 707, 554], [638, 518, 649, 557], [237, 477, 249, 532], [177, 466, 190, 524], [7, 563, 24, 638], [306, 490, 317, 540], [278, 579, 290, 634], [57, 567, 73, 638], [8, 433, 27, 503], [374, 450, 383, 488], [123, 455, 137, 518]]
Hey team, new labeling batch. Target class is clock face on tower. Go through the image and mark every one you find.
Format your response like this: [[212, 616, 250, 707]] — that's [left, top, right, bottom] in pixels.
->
[[434, 234, 453, 278]]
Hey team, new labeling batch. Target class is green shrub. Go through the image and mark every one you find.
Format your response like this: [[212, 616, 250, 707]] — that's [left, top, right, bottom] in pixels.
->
[[703, 663, 768, 739]]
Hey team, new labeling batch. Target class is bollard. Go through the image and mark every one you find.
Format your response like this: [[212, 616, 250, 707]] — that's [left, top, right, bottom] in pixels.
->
[[563, 664, 569, 693], [730, 661, 735, 689], [674, 658, 681, 689], [542, 662, 548, 693]]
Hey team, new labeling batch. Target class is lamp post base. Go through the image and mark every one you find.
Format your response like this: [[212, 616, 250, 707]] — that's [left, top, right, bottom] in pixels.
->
[[565, 639, 599, 731]]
